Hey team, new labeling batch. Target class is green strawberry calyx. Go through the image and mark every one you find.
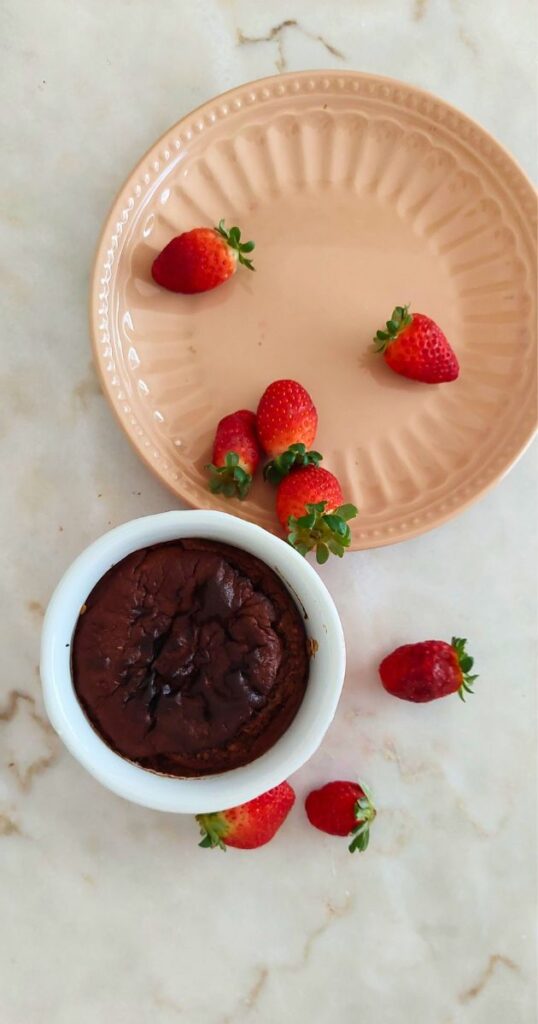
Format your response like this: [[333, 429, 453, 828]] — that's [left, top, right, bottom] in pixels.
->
[[349, 783, 377, 854], [287, 501, 358, 564], [451, 636, 478, 702], [373, 304, 412, 353], [196, 811, 228, 851], [264, 444, 323, 485], [215, 219, 255, 271], [205, 451, 252, 500]]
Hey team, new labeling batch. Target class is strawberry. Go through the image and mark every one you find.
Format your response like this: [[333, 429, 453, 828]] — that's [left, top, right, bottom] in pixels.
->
[[196, 781, 295, 850], [379, 637, 478, 703], [205, 409, 261, 500], [257, 380, 321, 482], [374, 305, 459, 383], [305, 781, 377, 853], [276, 465, 357, 563], [152, 219, 255, 294]]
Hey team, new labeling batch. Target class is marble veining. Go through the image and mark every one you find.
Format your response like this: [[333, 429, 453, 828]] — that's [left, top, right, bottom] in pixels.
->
[[458, 955, 520, 1006], [1, 1, 536, 1022], [236, 19, 345, 73]]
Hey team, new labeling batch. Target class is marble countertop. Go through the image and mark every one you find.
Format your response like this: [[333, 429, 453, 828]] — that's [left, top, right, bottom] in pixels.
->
[[2, 2, 536, 1022]]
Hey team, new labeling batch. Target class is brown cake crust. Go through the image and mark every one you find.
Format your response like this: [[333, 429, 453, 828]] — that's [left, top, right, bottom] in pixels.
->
[[72, 539, 309, 777]]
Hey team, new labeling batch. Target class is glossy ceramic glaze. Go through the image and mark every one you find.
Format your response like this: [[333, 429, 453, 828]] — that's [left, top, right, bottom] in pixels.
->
[[90, 71, 537, 549]]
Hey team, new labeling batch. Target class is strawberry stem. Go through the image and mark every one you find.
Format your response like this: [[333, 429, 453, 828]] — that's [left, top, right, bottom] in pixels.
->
[[264, 444, 323, 485], [348, 785, 377, 854], [287, 501, 358, 563], [196, 813, 228, 851], [451, 637, 478, 701], [373, 304, 412, 353], [215, 219, 255, 271], [205, 451, 252, 500]]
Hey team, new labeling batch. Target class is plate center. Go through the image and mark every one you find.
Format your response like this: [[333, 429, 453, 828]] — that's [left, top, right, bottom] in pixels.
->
[[142, 186, 460, 460]]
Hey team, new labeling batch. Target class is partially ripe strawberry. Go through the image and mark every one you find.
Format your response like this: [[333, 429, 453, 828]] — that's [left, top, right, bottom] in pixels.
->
[[196, 781, 295, 850], [257, 380, 321, 482], [276, 466, 357, 564], [379, 637, 478, 703], [152, 220, 255, 294], [205, 409, 261, 500], [305, 781, 376, 853], [374, 305, 459, 383]]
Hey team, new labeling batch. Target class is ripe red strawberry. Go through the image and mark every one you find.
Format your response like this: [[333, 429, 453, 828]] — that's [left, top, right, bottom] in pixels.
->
[[196, 781, 295, 850], [205, 409, 261, 500], [257, 380, 321, 482], [305, 781, 377, 853], [374, 305, 459, 383], [276, 466, 343, 526], [379, 637, 478, 703], [152, 219, 255, 294], [276, 465, 357, 563]]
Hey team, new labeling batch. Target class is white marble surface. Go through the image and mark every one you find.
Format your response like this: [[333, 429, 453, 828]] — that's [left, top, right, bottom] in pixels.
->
[[1, 2, 537, 1022]]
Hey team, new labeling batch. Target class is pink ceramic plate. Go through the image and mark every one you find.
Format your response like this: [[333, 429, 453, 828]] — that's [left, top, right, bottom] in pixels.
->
[[90, 71, 537, 549]]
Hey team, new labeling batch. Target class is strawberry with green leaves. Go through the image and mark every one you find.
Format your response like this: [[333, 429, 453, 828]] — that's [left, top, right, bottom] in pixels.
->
[[276, 465, 357, 563], [205, 409, 261, 500], [379, 637, 478, 703], [196, 782, 295, 850], [374, 305, 459, 383], [305, 781, 377, 853], [257, 380, 322, 483], [152, 219, 255, 294]]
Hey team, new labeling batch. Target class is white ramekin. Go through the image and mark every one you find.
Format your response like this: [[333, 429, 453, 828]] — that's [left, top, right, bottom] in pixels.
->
[[40, 511, 345, 813]]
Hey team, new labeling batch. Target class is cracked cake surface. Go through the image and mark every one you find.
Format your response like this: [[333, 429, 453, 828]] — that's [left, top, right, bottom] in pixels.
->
[[72, 539, 309, 776]]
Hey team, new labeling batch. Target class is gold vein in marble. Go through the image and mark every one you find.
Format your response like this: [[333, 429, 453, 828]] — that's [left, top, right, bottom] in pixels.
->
[[0, 813, 20, 837], [0, 690, 60, 790], [459, 954, 519, 1003], [73, 361, 103, 410], [413, 0, 428, 20], [26, 599, 45, 619], [223, 894, 354, 1020], [236, 20, 344, 73]]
